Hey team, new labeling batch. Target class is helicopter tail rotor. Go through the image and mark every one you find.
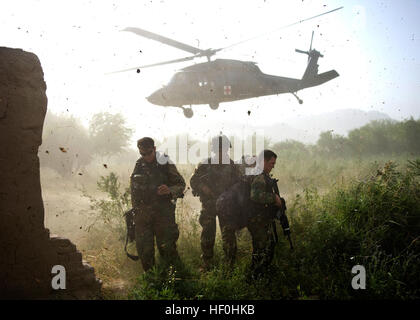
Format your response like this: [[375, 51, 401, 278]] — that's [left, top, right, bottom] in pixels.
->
[[297, 31, 338, 87], [309, 30, 314, 51], [295, 31, 323, 59]]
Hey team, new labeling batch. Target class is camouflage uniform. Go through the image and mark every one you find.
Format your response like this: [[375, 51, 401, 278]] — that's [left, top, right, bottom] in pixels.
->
[[190, 157, 242, 267], [248, 172, 277, 276], [130, 153, 185, 272]]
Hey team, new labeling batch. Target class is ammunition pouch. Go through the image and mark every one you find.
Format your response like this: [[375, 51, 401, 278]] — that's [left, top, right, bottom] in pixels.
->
[[131, 173, 172, 206]]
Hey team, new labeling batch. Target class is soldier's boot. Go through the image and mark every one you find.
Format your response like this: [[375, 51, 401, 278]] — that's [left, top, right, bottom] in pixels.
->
[[250, 246, 273, 279], [137, 240, 155, 273], [198, 208, 217, 272], [200, 233, 215, 272], [250, 261, 264, 280], [200, 254, 214, 272], [224, 255, 236, 271], [141, 258, 155, 273], [157, 235, 184, 271], [165, 250, 184, 272]]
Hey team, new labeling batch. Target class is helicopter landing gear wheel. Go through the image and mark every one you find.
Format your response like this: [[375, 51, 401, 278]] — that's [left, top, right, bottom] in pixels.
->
[[182, 107, 194, 118], [291, 92, 303, 104], [209, 103, 219, 110]]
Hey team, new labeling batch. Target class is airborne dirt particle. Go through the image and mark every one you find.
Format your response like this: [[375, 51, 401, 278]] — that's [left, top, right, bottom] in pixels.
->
[[103, 164, 108, 168], [248, 110, 251, 116], [59, 147, 67, 153]]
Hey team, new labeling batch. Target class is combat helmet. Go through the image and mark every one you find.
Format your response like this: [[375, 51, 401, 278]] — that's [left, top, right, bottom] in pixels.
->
[[211, 134, 231, 154]]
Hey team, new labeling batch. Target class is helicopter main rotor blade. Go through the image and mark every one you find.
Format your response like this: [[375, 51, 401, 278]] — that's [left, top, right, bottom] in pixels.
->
[[106, 55, 197, 74], [310, 30, 314, 51], [219, 6, 343, 52], [122, 27, 204, 55]]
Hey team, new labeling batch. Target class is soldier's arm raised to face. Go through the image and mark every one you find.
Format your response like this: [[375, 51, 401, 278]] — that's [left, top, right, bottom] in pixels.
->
[[167, 164, 186, 199], [189, 163, 206, 194], [250, 175, 276, 204], [189, 164, 199, 191], [191, 163, 216, 197], [234, 162, 244, 181]]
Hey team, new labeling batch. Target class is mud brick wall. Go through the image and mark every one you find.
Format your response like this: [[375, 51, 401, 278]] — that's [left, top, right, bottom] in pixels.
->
[[0, 47, 101, 299]]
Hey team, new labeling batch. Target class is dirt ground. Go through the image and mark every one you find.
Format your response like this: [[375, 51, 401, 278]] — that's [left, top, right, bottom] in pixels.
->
[[40, 166, 203, 297]]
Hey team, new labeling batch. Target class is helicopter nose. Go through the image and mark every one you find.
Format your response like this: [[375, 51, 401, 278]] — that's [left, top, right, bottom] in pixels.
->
[[146, 89, 166, 106], [146, 92, 158, 104], [146, 94, 154, 104]]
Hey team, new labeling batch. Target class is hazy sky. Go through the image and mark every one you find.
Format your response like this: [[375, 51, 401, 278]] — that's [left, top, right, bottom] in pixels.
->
[[1, 0, 419, 143]]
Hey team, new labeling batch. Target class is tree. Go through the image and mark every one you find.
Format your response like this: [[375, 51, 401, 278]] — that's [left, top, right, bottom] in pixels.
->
[[272, 139, 310, 161], [316, 130, 351, 157], [39, 111, 93, 176], [89, 112, 134, 158], [403, 117, 420, 154], [348, 120, 396, 156]]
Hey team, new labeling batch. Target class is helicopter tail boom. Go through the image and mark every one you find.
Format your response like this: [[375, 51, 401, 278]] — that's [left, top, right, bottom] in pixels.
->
[[300, 69, 339, 89], [295, 32, 339, 89]]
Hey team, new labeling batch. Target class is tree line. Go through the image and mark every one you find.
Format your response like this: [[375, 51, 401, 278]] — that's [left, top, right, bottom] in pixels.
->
[[39, 112, 420, 176], [272, 118, 420, 160], [39, 111, 133, 176]]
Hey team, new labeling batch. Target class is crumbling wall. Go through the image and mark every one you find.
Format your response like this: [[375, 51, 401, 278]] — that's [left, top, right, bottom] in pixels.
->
[[0, 47, 101, 299]]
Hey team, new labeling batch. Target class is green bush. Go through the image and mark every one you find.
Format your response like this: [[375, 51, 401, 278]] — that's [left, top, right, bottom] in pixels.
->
[[134, 160, 419, 299], [83, 172, 131, 240], [285, 160, 420, 299], [87, 162, 419, 300]]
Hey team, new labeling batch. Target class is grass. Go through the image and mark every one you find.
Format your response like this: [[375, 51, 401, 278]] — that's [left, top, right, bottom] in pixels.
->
[[42, 155, 420, 299]]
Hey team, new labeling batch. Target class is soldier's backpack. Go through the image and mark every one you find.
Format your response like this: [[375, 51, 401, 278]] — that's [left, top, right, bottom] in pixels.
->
[[216, 176, 254, 231]]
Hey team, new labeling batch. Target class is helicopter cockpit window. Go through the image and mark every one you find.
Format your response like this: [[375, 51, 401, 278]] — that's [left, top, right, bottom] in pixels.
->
[[243, 63, 261, 73], [198, 79, 208, 87], [169, 72, 187, 85]]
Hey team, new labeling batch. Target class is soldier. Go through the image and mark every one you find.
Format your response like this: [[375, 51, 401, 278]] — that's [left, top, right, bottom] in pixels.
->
[[247, 149, 283, 277], [130, 137, 186, 272], [190, 135, 242, 270]]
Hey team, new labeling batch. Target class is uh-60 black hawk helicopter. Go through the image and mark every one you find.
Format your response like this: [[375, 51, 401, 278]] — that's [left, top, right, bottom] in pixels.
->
[[114, 7, 343, 118]]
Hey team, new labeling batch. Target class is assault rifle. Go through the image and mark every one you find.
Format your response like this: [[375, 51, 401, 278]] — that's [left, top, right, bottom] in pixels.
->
[[124, 208, 139, 261], [271, 178, 294, 251]]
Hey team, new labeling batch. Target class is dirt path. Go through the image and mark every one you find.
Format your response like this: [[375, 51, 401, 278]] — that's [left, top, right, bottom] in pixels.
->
[[40, 168, 205, 299]]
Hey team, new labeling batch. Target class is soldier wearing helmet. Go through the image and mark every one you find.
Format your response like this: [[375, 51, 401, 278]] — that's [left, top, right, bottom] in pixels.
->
[[190, 135, 242, 270]]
